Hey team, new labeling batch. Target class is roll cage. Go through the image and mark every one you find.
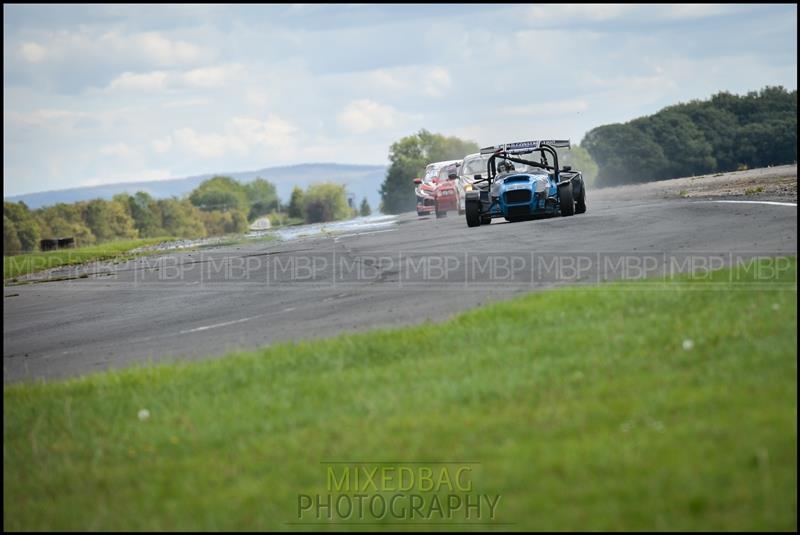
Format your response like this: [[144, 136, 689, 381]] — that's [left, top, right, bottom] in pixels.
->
[[477, 140, 572, 188]]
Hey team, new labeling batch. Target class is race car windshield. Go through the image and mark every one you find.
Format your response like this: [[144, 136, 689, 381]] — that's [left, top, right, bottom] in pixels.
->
[[462, 157, 490, 175], [495, 157, 538, 174], [423, 166, 440, 182], [436, 167, 454, 181]]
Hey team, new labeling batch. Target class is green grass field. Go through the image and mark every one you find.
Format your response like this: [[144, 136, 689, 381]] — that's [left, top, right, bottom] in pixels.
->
[[3, 237, 177, 281], [4, 258, 797, 530]]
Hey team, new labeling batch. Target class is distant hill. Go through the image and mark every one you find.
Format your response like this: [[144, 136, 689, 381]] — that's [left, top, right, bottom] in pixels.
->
[[4, 163, 388, 212]]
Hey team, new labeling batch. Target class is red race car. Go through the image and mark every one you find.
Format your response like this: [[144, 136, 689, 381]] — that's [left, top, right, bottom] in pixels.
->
[[414, 159, 462, 218]]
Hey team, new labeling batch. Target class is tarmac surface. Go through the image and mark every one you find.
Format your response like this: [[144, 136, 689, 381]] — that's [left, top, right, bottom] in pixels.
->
[[4, 165, 797, 382]]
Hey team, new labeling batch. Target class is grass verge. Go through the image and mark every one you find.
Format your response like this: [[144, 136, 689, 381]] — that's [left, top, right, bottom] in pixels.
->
[[4, 258, 797, 530], [3, 237, 177, 281]]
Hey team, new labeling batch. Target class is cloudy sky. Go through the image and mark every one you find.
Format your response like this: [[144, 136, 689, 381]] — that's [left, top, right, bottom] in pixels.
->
[[3, 3, 797, 197]]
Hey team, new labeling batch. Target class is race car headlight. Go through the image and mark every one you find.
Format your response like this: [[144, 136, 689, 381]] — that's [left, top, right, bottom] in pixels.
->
[[465, 183, 473, 192]]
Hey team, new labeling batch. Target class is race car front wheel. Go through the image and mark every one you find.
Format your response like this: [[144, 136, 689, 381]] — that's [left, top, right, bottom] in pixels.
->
[[558, 182, 575, 217], [465, 201, 481, 227]]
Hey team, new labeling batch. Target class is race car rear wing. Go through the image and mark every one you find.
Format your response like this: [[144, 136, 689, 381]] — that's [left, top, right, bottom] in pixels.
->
[[480, 139, 570, 155]]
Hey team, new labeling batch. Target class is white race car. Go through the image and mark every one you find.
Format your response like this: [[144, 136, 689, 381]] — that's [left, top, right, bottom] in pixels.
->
[[456, 152, 493, 214]]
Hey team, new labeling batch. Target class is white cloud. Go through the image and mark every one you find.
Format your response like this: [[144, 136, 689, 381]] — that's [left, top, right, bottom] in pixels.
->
[[349, 65, 453, 99], [4, 108, 132, 130], [245, 88, 270, 108], [160, 97, 213, 109], [424, 67, 452, 98], [171, 127, 242, 158], [133, 32, 207, 67], [151, 135, 173, 154], [229, 115, 298, 149], [337, 99, 402, 134], [20, 29, 213, 69], [523, 3, 746, 26], [5, 109, 86, 127], [181, 64, 244, 88], [104, 64, 243, 92], [99, 142, 135, 158], [108, 71, 170, 91], [158, 115, 299, 159], [18, 42, 47, 63]]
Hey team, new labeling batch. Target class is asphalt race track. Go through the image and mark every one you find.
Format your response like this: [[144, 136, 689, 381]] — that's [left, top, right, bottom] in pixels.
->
[[4, 170, 797, 382]]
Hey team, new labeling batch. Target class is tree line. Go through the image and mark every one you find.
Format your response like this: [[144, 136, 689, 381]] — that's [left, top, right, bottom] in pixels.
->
[[4, 176, 372, 254], [581, 86, 797, 186]]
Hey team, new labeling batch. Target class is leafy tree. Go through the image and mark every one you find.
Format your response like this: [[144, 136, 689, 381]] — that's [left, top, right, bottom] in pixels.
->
[[711, 86, 796, 125], [287, 186, 305, 219], [303, 183, 351, 223], [230, 210, 249, 233], [108, 200, 139, 240], [200, 210, 249, 235], [380, 129, 479, 214], [380, 136, 424, 215], [82, 199, 138, 243], [112, 193, 134, 215], [4, 201, 32, 224], [4, 215, 22, 254], [582, 124, 668, 186], [734, 116, 798, 168], [245, 178, 279, 220], [158, 198, 207, 238], [675, 104, 739, 171], [83, 200, 112, 242], [632, 110, 716, 178], [189, 176, 249, 213], [581, 86, 797, 186], [35, 203, 95, 245], [359, 198, 372, 217], [123, 192, 164, 238], [4, 201, 41, 251], [15, 219, 42, 252], [189, 175, 278, 223]]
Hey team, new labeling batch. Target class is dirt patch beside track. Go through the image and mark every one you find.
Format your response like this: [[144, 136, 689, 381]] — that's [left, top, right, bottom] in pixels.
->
[[592, 164, 797, 202]]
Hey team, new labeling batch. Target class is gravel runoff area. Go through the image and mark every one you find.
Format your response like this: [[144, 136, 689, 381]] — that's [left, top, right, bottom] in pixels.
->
[[590, 164, 797, 202]]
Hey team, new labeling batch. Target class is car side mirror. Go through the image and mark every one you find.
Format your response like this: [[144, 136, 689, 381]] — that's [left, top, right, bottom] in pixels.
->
[[413, 178, 422, 184], [562, 166, 572, 172], [448, 173, 458, 180], [473, 174, 482, 180]]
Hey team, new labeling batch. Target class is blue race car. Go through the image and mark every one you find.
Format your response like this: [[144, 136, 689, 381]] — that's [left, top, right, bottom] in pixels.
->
[[463, 140, 586, 227]]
